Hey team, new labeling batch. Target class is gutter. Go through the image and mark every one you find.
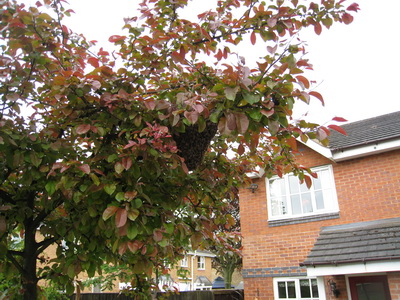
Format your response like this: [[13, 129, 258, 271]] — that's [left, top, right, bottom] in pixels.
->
[[300, 256, 400, 267]]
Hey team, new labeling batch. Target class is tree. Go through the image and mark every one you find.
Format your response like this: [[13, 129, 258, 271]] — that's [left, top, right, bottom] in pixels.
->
[[211, 194, 242, 289], [0, 0, 358, 299]]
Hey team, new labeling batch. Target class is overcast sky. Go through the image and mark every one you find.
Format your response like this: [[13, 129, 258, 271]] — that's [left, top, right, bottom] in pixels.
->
[[62, 0, 400, 124]]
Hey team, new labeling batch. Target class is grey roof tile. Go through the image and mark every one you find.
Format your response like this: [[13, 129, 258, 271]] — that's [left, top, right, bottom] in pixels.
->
[[302, 217, 400, 266], [328, 111, 400, 151]]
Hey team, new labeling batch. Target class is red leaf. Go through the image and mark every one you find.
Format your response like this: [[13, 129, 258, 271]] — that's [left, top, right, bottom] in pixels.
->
[[328, 124, 347, 135], [226, 113, 236, 131], [184, 111, 199, 124], [122, 157, 133, 170], [103, 206, 118, 221], [108, 35, 126, 43], [347, 3, 360, 12], [314, 22, 322, 35], [128, 240, 143, 253], [78, 164, 90, 174], [144, 99, 156, 110], [215, 49, 223, 61], [267, 17, 277, 27], [115, 208, 128, 228], [296, 75, 310, 89], [88, 57, 99, 68], [250, 31, 256, 45], [309, 91, 324, 105], [317, 127, 329, 140], [304, 175, 312, 189], [332, 116, 347, 122], [237, 143, 245, 156], [235, 112, 249, 134], [171, 50, 185, 64], [118, 242, 127, 255], [342, 13, 354, 25], [153, 229, 163, 242], [98, 48, 109, 56], [76, 124, 91, 135]]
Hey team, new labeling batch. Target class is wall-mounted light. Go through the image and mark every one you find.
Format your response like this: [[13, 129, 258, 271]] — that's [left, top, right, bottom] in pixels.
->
[[328, 279, 340, 298], [247, 183, 258, 193]]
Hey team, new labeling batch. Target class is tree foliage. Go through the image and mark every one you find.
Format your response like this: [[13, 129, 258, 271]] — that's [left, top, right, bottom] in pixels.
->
[[211, 194, 242, 289], [0, 0, 357, 299]]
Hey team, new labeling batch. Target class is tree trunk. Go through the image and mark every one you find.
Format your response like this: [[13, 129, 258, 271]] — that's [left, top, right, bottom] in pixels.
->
[[22, 217, 39, 300], [224, 264, 234, 289]]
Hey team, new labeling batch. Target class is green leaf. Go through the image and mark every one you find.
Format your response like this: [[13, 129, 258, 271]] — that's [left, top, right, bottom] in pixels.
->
[[30, 152, 42, 168], [133, 198, 142, 209], [164, 222, 174, 234], [127, 224, 138, 239], [104, 184, 116, 195], [89, 173, 100, 186], [107, 154, 118, 163], [67, 264, 75, 279], [247, 109, 263, 122], [45, 181, 56, 195], [127, 209, 140, 221], [114, 162, 124, 174], [115, 192, 125, 202], [242, 91, 261, 104], [224, 86, 239, 101]]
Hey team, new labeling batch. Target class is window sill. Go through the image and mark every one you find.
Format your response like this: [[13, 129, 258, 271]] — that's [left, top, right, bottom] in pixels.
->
[[268, 212, 340, 227]]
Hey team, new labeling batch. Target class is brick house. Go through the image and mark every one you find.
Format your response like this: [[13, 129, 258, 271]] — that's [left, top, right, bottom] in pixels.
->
[[239, 111, 400, 300], [71, 250, 218, 293]]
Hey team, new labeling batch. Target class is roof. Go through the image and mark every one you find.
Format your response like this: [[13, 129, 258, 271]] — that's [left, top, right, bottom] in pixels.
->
[[302, 217, 400, 266], [328, 111, 400, 151]]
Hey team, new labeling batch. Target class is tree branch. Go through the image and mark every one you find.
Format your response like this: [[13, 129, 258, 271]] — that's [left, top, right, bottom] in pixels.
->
[[36, 236, 58, 257], [7, 251, 26, 277]]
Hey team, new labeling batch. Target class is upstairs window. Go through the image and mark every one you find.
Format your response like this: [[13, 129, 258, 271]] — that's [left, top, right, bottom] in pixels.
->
[[197, 256, 205, 270], [267, 165, 338, 220], [181, 255, 188, 267]]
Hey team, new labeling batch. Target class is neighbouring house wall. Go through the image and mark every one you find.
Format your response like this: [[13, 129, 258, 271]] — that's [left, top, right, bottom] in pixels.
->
[[388, 272, 400, 299], [168, 254, 217, 287], [239, 145, 400, 299]]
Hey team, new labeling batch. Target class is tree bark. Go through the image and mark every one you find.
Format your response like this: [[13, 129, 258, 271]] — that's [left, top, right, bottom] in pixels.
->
[[22, 212, 39, 300]]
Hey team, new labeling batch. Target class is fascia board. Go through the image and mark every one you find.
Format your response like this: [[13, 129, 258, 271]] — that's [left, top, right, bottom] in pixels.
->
[[306, 260, 400, 277], [299, 138, 333, 160], [332, 139, 400, 162]]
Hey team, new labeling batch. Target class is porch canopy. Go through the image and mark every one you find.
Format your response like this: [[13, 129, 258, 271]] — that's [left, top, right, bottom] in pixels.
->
[[301, 217, 400, 276]]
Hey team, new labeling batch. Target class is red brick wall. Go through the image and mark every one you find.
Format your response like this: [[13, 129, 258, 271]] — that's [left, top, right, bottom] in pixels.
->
[[239, 144, 400, 299], [388, 272, 400, 299]]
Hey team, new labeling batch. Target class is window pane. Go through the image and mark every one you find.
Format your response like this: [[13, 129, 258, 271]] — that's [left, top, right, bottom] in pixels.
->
[[287, 281, 296, 298], [356, 282, 386, 300], [301, 193, 313, 213], [311, 279, 319, 297], [315, 190, 324, 210], [278, 282, 287, 298], [299, 181, 309, 193], [300, 279, 311, 298], [313, 174, 322, 190], [291, 194, 301, 215], [289, 176, 299, 194], [270, 179, 287, 216]]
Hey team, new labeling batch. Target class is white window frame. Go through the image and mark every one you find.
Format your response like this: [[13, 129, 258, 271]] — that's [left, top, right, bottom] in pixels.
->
[[267, 165, 339, 221], [197, 256, 205, 270], [181, 255, 188, 267], [273, 277, 320, 300]]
